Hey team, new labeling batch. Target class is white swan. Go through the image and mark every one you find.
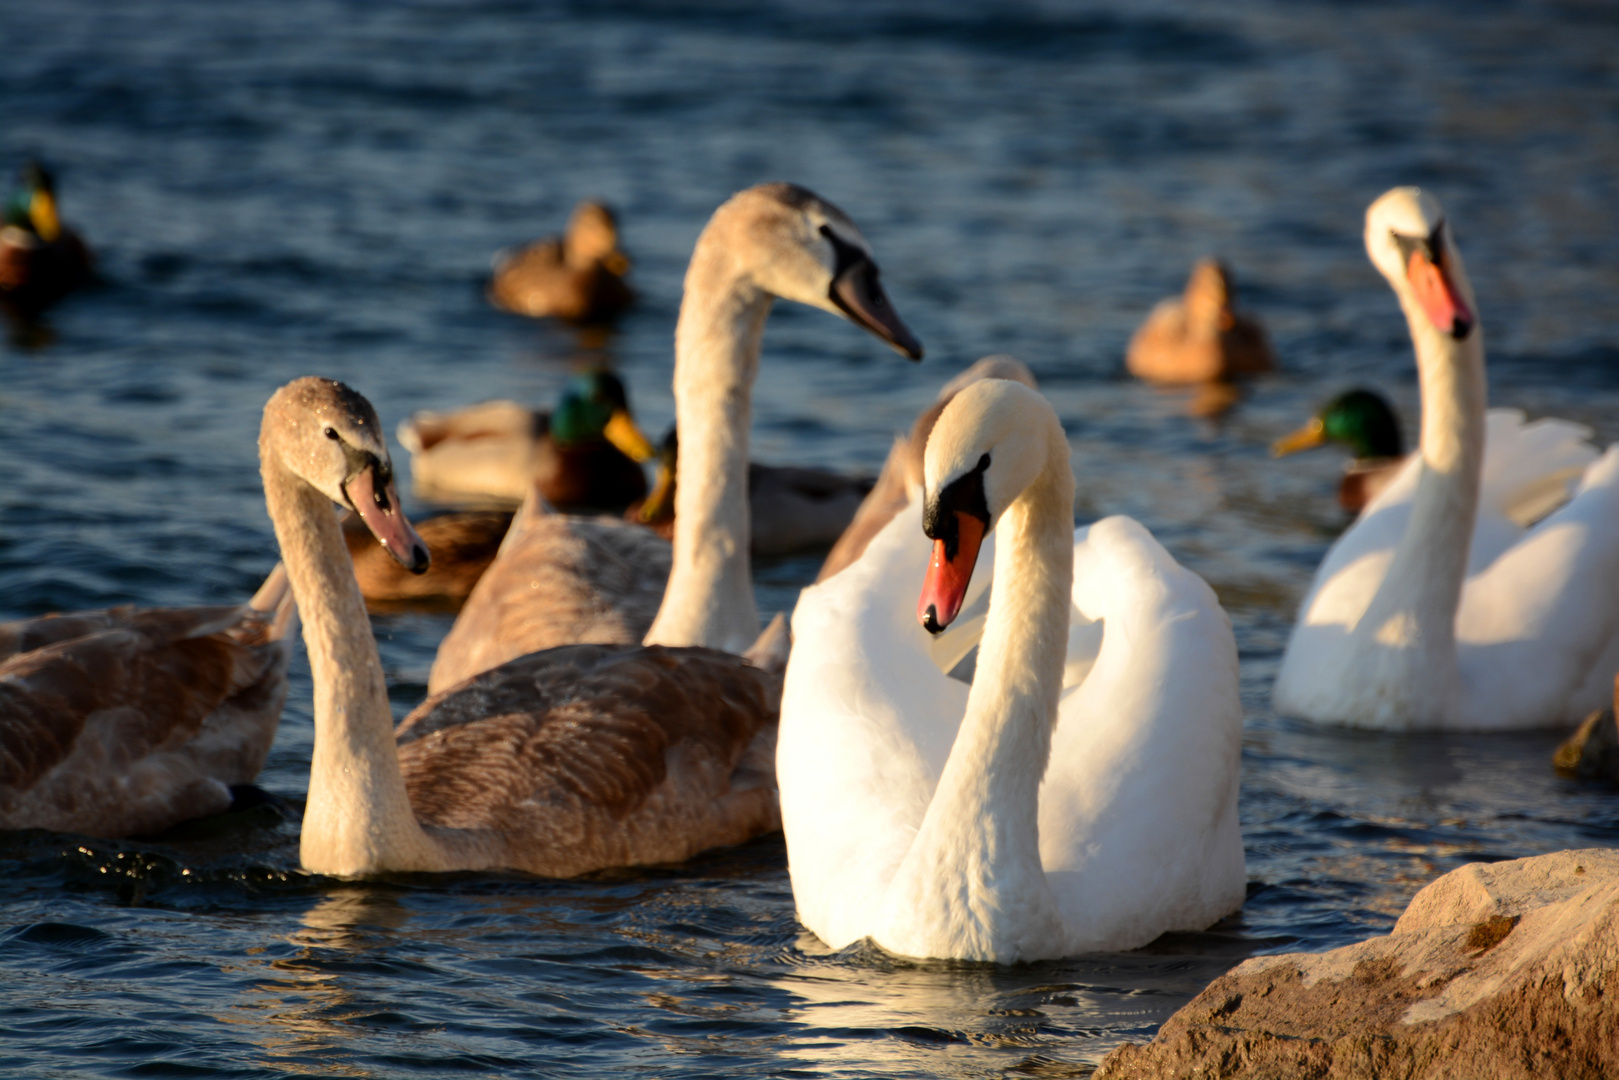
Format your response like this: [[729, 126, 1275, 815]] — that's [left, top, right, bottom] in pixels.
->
[[1274, 187, 1619, 732], [778, 378, 1244, 962]]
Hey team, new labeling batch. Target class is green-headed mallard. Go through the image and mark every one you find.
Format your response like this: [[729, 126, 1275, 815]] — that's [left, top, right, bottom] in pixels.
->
[[1272, 388, 1406, 514], [0, 161, 94, 317]]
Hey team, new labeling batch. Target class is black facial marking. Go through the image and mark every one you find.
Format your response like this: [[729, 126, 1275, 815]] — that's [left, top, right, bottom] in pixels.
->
[[1391, 220, 1446, 267], [922, 453, 992, 560], [820, 224, 866, 280]]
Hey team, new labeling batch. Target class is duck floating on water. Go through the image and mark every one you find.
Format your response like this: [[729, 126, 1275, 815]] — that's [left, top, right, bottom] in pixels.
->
[[1273, 388, 1407, 514], [399, 369, 656, 512], [486, 200, 634, 323], [0, 161, 94, 317], [1126, 258, 1273, 384]]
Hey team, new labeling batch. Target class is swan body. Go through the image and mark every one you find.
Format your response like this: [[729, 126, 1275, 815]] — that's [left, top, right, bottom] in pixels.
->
[[486, 200, 634, 323], [263, 377, 780, 877], [1126, 258, 1272, 384], [1275, 188, 1619, 731], [0, 567, 296, 838], [1, 161, 93, 317], [779, 379, 1244, 961], [426, 493, 670, 695]]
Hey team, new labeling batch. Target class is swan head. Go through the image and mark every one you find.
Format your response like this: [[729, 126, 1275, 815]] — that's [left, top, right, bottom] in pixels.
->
[[917, 379, 1055, 633], [1364, 187, 1476, 341], [262, 377, 430, 574], [702, 183, 923, 360]]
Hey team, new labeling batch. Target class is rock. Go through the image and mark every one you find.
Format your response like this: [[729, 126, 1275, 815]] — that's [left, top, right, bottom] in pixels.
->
[[1096, 849, 1619, 1080], [1554, 707, 1619, 782]]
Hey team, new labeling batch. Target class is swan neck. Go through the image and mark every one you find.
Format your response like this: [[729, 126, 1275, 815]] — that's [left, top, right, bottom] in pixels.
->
[[261, 451, 441, 875], [880, 423, 1074, 958], [1355, 289, 1486, 691], [644, 241, 771, 652]]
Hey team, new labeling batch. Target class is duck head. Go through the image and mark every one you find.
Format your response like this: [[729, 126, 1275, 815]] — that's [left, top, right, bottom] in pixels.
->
[[262, 377, 429, 573], [1365, 187, 1476, 341], [1273, 388, 1405, 461], [918, 379, 1055, 633], [549, 370, 656, 460], [565, 201, 628, 273]]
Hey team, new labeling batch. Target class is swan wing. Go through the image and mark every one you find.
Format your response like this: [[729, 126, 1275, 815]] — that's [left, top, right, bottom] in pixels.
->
[[1277, 409, 1593, 716], [778, 498, 982, 948], [1038, 517, 1245, 952], [397, 643, 778, 878], [0, 600, 292, 837], [1456, 445, 1619, 727]]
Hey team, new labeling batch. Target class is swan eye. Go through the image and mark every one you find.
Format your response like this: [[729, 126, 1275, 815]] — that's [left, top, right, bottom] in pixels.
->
[[323, 426, 339, 441]]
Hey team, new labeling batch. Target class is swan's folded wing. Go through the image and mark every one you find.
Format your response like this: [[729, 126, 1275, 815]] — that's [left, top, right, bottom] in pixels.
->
[[1477, 409, 1597, 529], [397, 643, 779, 877], [779, 499, 976, 948], [0, 606, 289, 836], [1457, 445, 1619, 727], [1040, 516, 1245, 951]]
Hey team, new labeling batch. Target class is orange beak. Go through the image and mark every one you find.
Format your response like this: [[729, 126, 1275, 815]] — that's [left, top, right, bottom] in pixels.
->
[[918, 512, 986, 634], [1407, 249, 1473, 339]]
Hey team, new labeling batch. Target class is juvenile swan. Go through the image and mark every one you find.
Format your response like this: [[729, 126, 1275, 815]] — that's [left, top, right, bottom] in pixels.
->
[[262, 377, 779, 878], [779, 379, 1244, 961]]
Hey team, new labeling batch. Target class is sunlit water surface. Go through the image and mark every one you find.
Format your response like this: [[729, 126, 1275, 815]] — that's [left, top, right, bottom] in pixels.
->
[[3, 1, 1618, 1076]]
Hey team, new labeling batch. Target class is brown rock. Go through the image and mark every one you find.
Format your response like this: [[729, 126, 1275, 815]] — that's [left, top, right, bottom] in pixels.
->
[[1096, 849, 1619, 1080], [1554, 706, 1619, 782]]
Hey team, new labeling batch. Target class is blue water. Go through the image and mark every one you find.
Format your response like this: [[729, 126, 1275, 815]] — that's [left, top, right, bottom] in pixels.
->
[[3, 1, 1619, 1075]]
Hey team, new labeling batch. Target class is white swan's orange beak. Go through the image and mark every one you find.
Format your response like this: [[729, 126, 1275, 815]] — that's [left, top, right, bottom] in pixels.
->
[[1407, 249, 1473, 340], [345, 464, 430, 574], [918, 512, 985, 634]]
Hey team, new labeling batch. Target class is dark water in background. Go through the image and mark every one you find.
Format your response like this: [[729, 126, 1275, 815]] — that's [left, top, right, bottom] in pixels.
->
[[3, 1, 1619, 1075]]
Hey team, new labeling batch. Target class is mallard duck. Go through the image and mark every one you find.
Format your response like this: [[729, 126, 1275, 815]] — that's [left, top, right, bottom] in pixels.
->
[[778, 379, 1243, 960], [486, 200, 634, 323], [1126, 258, 1273, 383], [626, 428, 873, 557], [398, 369, 656, 511], [0, 161, 94, 317], [1275, 187, 1619, 731], [0, 567, 296, 838], [428, 182, 922, 693], [1272, 388, 1407, 514]]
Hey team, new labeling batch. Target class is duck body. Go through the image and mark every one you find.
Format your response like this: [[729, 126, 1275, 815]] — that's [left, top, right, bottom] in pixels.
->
[[780, 380, 1243, 962], [0, 162, 94, 317], [0, 569, 296, 838], [344, 509, 512, 612], [1126, 259, 1273, 383], [1275, 188, 1619, 731], [400, 371, 654, 512], [487, 201, 634, 323]]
